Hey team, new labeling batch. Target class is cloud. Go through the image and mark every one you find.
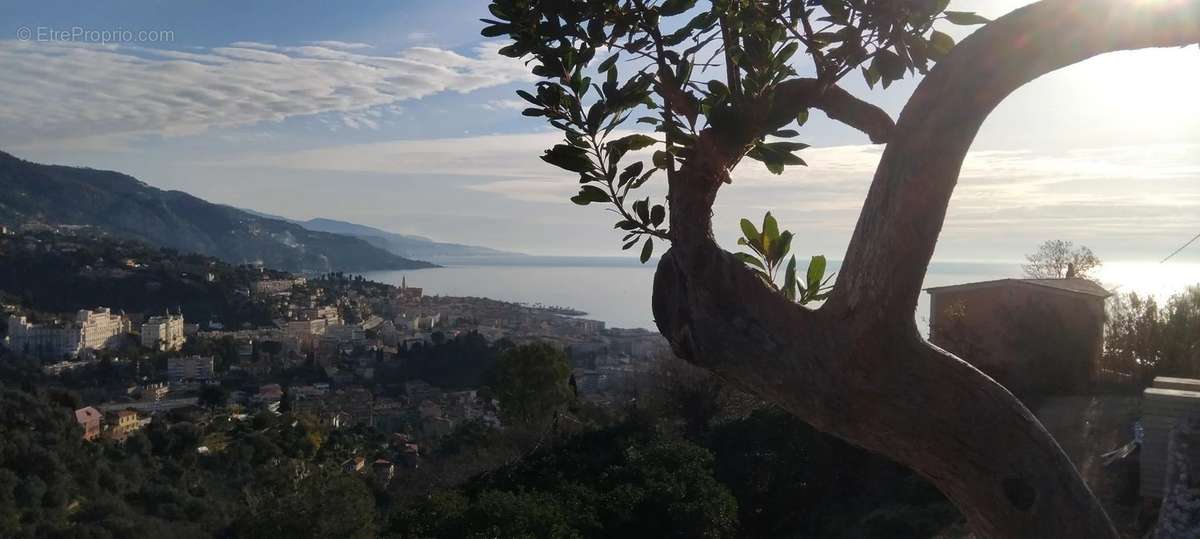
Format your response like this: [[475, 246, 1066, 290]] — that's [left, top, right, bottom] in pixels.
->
[[482, 99, 527, 111], [209, 132, 1200, 259], [215, 131, 1199, 217], [465, 179, 573, 203], [305, 40, 374, 50], [0, 39, 532, 146]]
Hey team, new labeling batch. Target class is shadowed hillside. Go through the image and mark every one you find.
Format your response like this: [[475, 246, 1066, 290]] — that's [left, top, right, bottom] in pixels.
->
[[0, 151, 435, 273]]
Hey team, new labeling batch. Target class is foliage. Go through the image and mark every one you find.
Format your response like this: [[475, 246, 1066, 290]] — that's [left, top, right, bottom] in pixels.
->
[[0, 347, 964, 537], [390, 418, 738, 538], [734, 211, 833, 303], [484, 0, 986, 260], [1022, 239, 1102, 279], [386, 331, 513, 389], [490, 342, 574, 426], [233, 466, 377, 539], [708, 408, 958, 538], [1103, 286, 1200, 386], [0, 229, 280, 328]]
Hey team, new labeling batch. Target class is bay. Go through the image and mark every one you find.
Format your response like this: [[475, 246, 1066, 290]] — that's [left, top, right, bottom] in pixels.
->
[[362, 258, 1200, 333]]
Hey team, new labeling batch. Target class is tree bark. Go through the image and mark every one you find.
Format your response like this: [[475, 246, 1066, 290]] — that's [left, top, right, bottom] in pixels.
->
[[654, 0, 1200, 536]]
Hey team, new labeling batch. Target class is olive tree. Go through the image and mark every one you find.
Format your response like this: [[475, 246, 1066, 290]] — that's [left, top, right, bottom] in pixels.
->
[[482, 0, 1200, 535]]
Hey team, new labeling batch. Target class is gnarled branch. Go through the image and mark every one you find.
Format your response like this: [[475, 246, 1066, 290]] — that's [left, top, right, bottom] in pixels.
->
[[656, 0, 1200, 536], [771, 79, 895, 143]]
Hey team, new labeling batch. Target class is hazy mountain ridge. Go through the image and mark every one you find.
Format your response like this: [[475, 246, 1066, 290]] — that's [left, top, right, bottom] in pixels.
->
[[295, 217, 518, 261], [0, 151, 435, 273]]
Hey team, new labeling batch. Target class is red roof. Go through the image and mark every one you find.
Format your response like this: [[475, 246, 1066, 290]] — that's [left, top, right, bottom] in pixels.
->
[[74, 406, 101, 423]]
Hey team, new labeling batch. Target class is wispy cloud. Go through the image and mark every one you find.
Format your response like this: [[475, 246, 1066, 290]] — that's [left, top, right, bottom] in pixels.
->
[[212, 133, 1200, 257], [481, 99, 527, 111], [0, 39, 532, 147]]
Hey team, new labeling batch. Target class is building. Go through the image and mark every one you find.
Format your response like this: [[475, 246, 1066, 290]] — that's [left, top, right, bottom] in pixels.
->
[[74, 406, 102, 441], [1140, 377, 1200, 499], [926, 278, 1110, 394], [5, 308, 130, 359], [251, 277, 305, 296], [398, 312, 441, 331], [324, 322, 366, 344], [253, 384, 284, 413], [292, 387, 374, 427], [397, 276, 423, 303], [76, 308, 131, 350], [166, 355, 215, 382], [141, 313, 186, 351], [105, 409, 140, 442]]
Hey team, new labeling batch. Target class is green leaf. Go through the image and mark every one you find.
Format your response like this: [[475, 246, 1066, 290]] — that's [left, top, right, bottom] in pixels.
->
[[735, 252, 766, 271], [820, 0, 849, 23], [944, 11, 990, 25], [516, 90, 540, 106], [776, 42, 799, 64], [774, 231, 794, 264], [598, 53, 620, 73], [764, 141, 810, 152], [739, 218, 760, 245], [861, 66, 881, 89], [639, 238, 654, 263], [572, 185, 611, 206], [929, 30, 955, 55], [618, 161, 645, 187], [806, 255, 827, 294], [611, 134, 658, 152], [706, 80, 729, 98], [771, 129, 799, 138], [652, 150, 673, 170], [796, 109, 809, 126], [874, 50, 907, 81], [783, 256, 798, 301], [650, 204, 666, 227], [480, 22, 512, 37], [762, 212, 779, 247], [660, 0, 697, 17], [633, 198, 650, 223], [542, 145, 594, 173]]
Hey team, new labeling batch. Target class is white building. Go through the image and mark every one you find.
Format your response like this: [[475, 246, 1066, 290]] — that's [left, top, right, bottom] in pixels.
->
[[166, 355, 215, 381], [5, 308, 130, 359], [76, 308, 131, 350], [251, 277, 306, 296], [399, 312, 441, 331], [141, 313, 186, 351]]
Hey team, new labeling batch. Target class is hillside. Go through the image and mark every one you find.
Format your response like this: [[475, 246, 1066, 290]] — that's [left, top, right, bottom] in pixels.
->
[[295, 217, 518, 262], [0, 151, 434, 272]]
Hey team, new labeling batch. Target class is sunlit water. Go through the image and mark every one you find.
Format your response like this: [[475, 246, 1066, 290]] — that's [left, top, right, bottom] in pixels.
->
[[362, 260, 1200, 332], [1092, 261, 1200, 303]]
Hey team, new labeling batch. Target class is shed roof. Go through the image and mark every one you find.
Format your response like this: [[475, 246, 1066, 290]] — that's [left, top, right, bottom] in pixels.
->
[[925, 278, 1111, 298]]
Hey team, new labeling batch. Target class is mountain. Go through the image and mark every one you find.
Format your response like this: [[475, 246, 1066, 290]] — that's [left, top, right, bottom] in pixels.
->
[[0, 151, 435, 273], [294, 217, 519, 263]]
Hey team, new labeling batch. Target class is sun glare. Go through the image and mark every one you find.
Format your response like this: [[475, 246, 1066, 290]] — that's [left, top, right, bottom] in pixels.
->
[[1093, 261, 1200, 301]]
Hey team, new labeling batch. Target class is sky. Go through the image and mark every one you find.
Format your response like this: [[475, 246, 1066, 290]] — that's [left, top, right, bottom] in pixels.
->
[[0, 0, 1198, 264]]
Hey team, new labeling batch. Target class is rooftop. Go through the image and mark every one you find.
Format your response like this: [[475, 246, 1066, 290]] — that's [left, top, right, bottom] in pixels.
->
[[925, 278, 1111, 298]]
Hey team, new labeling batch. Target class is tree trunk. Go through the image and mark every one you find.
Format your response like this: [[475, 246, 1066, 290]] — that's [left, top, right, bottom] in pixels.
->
[[654, 0, 1200, 536]]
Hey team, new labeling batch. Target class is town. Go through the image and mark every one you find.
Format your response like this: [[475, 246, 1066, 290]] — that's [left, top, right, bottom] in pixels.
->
[[0, 226, 668, 473]]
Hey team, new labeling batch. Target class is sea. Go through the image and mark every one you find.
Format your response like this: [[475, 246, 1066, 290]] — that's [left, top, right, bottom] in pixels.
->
[[361, 258, 1200, 332]]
